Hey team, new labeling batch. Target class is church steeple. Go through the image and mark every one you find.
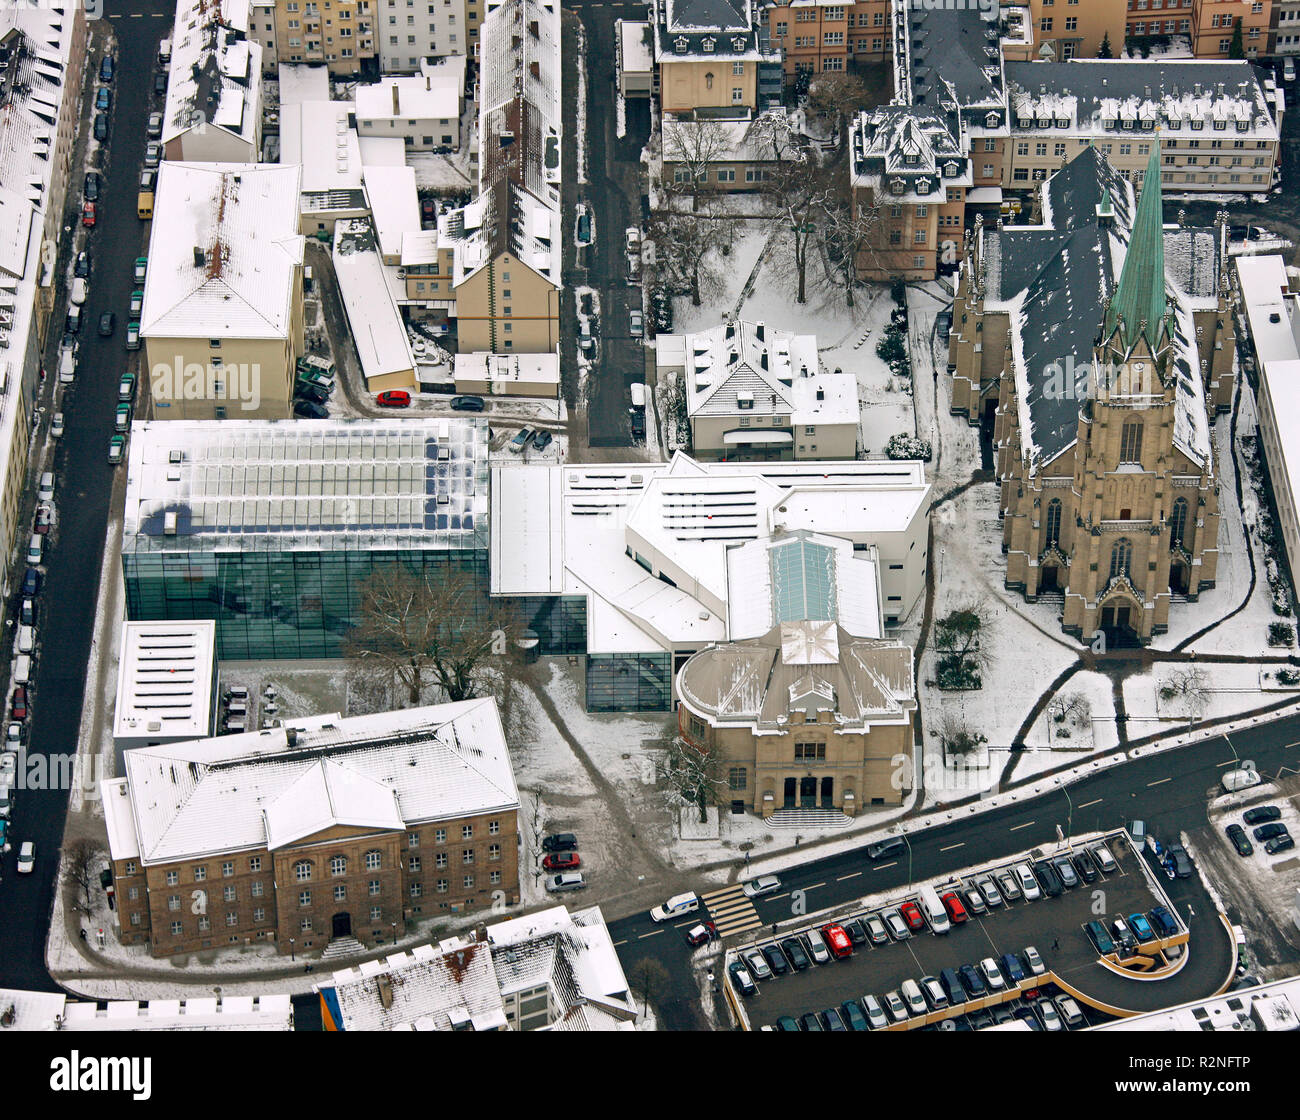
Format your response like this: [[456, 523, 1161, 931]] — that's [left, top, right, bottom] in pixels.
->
[[1104, 139, 1170, 359]]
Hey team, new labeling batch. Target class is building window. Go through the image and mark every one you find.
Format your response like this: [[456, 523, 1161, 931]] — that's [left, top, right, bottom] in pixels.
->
[[225, 913, 238, 927], [299, 890, 311, 907], [193, 866, 207, 882], [463, 875, 475, 889], [221, 862, 234, 877], [370, 906, 383, 921], [167, 895, 180, 912], [435, 852, 448, 869], [490, 870, 502, 885], [488, 820, 500, 835], [409, 856, 422, 872], [249, 856, 262, 872], [365, 850, 382, 870], [1170, 497, 1189, 547], [223, 885, 236, 902], [407, 832, 420, 848], [171, 921, 183, 936], [330, 855, 347, 876], [794, 742, 826, 761], [301, 918, 313, 932], [369, 879, 381, 895], [334, 885, 347, 901], [1109, 537, 1133, 580], [1045, 498, 1062, 546], [1120, 420, 1143, 463], [728, 767, 747, 790], [410, 882, 423, 898], [436, 879, 449, 893], [198, 917, 211, 932], [463, 849, 475, 865], [251, 880, 264, 897], [294, 860, 313, 881], [732, 87, 744, 104]]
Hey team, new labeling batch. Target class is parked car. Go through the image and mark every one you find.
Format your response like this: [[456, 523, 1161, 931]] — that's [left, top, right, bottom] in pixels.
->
[[839, 999, 868, 1031], [108, 434, 126, 463], [841, 918, 868, 946], [1086, 920, 1116, 954], [742, 874, 781, 898], [541, 851, 579, 871], [866, 837, 906, 861], [996, 870, 1022, 901], [541, 832, 578, 852], [376, 390, 411, 408], [962, 886, 987, 915], [144, 141, 162, 168], [1013, 1005, 1043, 1030], [1111, 918, 1138, 954], [1016, 862, 1042, 900], [629, 309, 643, 338], [976, 877, 1003, 907], [82, 202, 96, 227], [26, 534, 42, 565], [19, 599, 35, 626], [980, 957, 1006, 991], [293, 400, 328, 419], [821, 923, 853, 959], [1038, 999, 1064, 1032], [881, 908, 910, 941], [818, 1007, 847, 1032], [1054, 995, 1084, 1029], [799, 1012, 823, 1031], [84, 172, 101, 202], [544, 872, 586, 893], [125, 321, 141, 350], [34, 504, 53, 535], [115, 403, 131, 432], [1022, 945, 1047, 976], [1254, 822, 1290, 841], [1226, 823, 1254, 857], [760, 943, 789, 976], [99, 54, 114, 81], [153, 72, 167, 98], [999, 952, 1026, 984], [803, 928, 831, 965], [450, 395, 485, 412], [860, 994, 888, 1029], [70, 278, 88, 306], [74, 250, 91, 279], [882, 990, 909, 1023], [624, 226, 641, 253], [95, 86, 111, 111], [1265, 833, 1295, 854], [1244, 805, 1282, 826], [1128, 912, 1156, 943], [899, 979, 927, 1015], [1165, 843, 1194, 879], [129, 290, 144, 317], [21, 568, 41, 597], [1032, 859, 1064, 897], [1149, 906, 1180, 938], [1092, 844, 1118, 873], [863, 913, 889, 945], [119, 373, 136, 402], [920, 975, 948, 1011], [772, 1015, 799, 1031], [957, 963, 986, 998], [93, 113, 108, 142], [295, 382, 329, 405], [147, 111, 163, 139], [16, 841, 33, 874], [684, 921, 717, 947], [133, 257, 148, 283], [941, 891, 969, 924], [531, 429, 553, 452], [780, 936, 810, 971], [10, 686, 29, 721], [508, 428, 535, 453], [1053, 855, 1080, 889], [899, 900, 925, 932], [1074, 848, 1100, 882], [727, 961, 756, 996], [98, 312, 116, 337], [741, 947, 772, 981]]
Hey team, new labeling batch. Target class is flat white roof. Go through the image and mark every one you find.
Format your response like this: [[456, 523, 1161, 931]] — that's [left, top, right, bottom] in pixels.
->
[[276, 62, 331, 107], [454, 352, 561, 386], [1237, 254, 1299, 366], [356, 72, 460, 123], [280, 100, 363, 194], [362, 164, 421, 259], [333, 219, 417, 383], [618, 20, 654, 72], [114, 621, 216, 743]]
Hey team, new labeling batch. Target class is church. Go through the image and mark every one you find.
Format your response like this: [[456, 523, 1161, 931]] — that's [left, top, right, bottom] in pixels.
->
[[946, 142, 1234, 644]]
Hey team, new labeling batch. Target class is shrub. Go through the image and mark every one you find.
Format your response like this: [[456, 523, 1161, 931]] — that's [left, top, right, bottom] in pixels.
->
[[885, 433, 933, 461], [1280, 668, 1300, 686], [1268, 621, 1295, 647]]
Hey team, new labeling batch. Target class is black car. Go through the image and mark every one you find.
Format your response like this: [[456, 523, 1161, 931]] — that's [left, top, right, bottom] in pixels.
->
[[774, 1015, 799, 1032], [1243, 806, 1282, 826], [958, 963, 986, 998], [93, 113, 108, 142], [153, 73, 167, 98], [1073, 848, 1099, 882], [84, 172, 101, 202], [65, 309, 81, 334], [839, 1000, 869, 1032], [841, 918, 868, 946], [532, 429, 553, 452], [1265, 834, 1295, 855], [1032, 859, 1064, 897], [74, 250, 91, 279], [293, 399, 328, 419], [727, 961, 756, 997], [1013, 1004, 1043, 1030], [1166, 843, 1194, 879], [541, 832, 577, 852], [21, 567, 41, 597], [818, 1008, 847, 1032], [866, 837, 906, 861], [761, 942, 789, 977], [99, 54, 114, 82], [98, 312, 116, 337], [1226, 823, 1254, 857], [780, 936, 810, 971], [294, 381, 328, 404], [799, 1012, 824, 1031], [450, 395, 485, 412], [1255, 822, 1290, 842]]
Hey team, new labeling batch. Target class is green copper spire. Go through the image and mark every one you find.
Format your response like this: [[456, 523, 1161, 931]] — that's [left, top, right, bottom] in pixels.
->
[[1105, 138, 1169, 352]]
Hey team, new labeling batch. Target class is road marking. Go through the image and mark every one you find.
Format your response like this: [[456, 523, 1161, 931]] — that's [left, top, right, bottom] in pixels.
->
[[1009, 820, 1036, 831], [1078, 798, 1103, 809], [1147, 777, 1172, 787], [637, 928, 663, 939], [804, 881, 825, 891], [940, 842, 965, 852], [1215, 759, 1234, 768], [872, 860, 898, 870], [613, 939, 627, 947], [836, 871, 862, 882], [1286, 740, 1300, 750]]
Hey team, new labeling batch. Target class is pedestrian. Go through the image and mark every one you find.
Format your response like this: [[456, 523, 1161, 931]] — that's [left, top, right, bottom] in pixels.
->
[[771, 922, 778, 938], [1052, 937, 1059, 950], [78, 928, 86, 942], [1187, 905, 1195, 918]]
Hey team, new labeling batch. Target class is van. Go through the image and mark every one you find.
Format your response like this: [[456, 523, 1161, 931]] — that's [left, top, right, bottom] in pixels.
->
[[899, 979, 927, 1016], [939, 967, 966, 1006], [16, 627, 34, 655], [1222, 767, 1262, 793], [1285, 56, 1296, 83], [38, 473, 54, 502], [650, 891, 699, 923], [158, 38, 172, 67], [1015, 862, 1042, 900], [222, 716, 247, 733], [866, 836, 906, 861], [917, 884, 951, 934], [12, 655, 31, 685]]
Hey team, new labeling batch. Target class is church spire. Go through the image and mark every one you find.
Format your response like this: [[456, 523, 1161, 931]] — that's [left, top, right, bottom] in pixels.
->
[[1105, 138, 1169, 355]]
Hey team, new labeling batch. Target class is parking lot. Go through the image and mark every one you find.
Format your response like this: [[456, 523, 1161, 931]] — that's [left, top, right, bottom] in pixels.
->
[[729, 832, 1187, 1030]]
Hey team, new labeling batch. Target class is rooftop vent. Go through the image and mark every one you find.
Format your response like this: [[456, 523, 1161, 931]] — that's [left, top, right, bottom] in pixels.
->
[[193, 247, 205, 268]]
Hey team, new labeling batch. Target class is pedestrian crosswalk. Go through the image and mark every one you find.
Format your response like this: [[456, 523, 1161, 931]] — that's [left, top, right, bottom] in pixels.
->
[[701, 885, 763, 937]]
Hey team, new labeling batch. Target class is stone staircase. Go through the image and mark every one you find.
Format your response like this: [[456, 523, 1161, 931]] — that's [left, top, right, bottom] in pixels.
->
[[321, 935, 365, 962], [765, 809, 854, 831]]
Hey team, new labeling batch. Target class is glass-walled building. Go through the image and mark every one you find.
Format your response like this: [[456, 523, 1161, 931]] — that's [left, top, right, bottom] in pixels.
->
[[122, 420, 491, 660]]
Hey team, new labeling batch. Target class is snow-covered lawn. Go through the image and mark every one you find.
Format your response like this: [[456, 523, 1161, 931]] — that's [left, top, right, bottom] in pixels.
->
[[1123, 663, 1279, 730], [1022, 669, 1120, 753], [667, 219, 770, 334]]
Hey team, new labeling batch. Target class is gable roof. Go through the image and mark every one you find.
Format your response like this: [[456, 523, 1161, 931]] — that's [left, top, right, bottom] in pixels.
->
[[262, 759, 405, 849]]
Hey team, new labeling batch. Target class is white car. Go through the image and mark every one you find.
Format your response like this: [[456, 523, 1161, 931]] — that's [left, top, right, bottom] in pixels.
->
[[650, 891, 699, 923], [16, 841, 33, 873], [882, 989, 909, 1023], [980, 957, 1006, 991], [51, 413, 64, 439], [1015, 862, 1042, 901], [1038, 999, 1063, 1031], [629, 309, 644, 338], [1022, 945, 1047, 976], [4, 723, 19, 749], [976, 877, 1003, 907], [70, 277, 88, 306], [624, 226, 640, 252], [544, 871, 586, 893], [803, 927, 831, 965], [1054, 995, 1084, 1028], [741, 874, 781, 898], [1222, 767, 1261, 793], [0, 755, 14, 776]]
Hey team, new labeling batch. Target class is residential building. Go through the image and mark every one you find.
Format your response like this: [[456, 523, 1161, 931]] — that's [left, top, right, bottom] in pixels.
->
[[377, 0, 470, 73], [661, 112, 790, 194], [120, 419, 489, 661], [354, 56, 465, 150], [454, 351, 560, 398], [677, 617, 915, 815], [278, 91, 369, 237], [1236, 254, 1300, 598], [1125, 0, 1195, 43], [249, 1, 279, 74], [270, 0, 377, 76], [113, 621, 217, 765], [0, 1, 86, 573], [760, 0, 864, 77], [651, 0, 777, 114], [141, 163, 305, 420], [1025, 0, 1127, 59], [1003, 60, 1279, 195], [102, 700, 521, 958], [1187, 0, 1270, 58], [490, 453, 929, 709], [162, 0, 263, 162], [317, 905, 637, 1030], [1274, 0, 1300, 53], [656, 318, 858, 459], [949, 144, 1228, 643]]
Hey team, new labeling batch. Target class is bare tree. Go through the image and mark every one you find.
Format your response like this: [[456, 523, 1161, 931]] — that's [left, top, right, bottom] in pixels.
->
[[933, 599, 992, 689], [1048, 692, 1091, 726], [627, 957, 669, 1019], [657, 734, 728, 823], [1158, 666, 1209, 719], [932, 710, 988, 763], [806, 70, 869, 146], [763, 155, 835, 304], [63, 838, 104, 912], [819, 167, 881, 307], [746, 109, 800, 165], [662, 118, 734, 212], [648, 212, 736, 307], [344, 564, 518, 706]]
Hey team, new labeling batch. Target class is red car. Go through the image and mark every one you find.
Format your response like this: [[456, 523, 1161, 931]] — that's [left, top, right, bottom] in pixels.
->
[[684, 921, 718, 947], [10, 686, 28, 721], [34, 504, 53, 535], [900, 900, 926, 933], [940, 891, 969, 924], [376, 390, 411, 408], [821, 923, 853, 959], [541, 851, 581, 871], [82, 202, 97, 227]]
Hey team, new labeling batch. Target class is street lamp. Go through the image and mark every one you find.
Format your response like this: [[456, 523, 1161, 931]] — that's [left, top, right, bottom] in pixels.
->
[[289, 937, 295, 963], [391, 921, 397, 944], [1057, 773, 1073, 848], [901, 827, 914, 890]]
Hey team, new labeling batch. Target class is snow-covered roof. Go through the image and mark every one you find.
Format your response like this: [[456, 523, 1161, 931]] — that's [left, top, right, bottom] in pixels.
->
[[0, 989, 294, 1031], [489, 455, 929, 654], [618, 19, 654, 73], [1237, 254, 1298, 367], [661, 115, 790, 167], [454, 351, 560, 387], [141, 163, 304, 340], [897, 3, 1007, 122], [276, 62, 330, 107], [332, 219, 418, 383], [114, 620, 216, 744], [355, 65, 462, 125], [651, 0, 759, 60], [319, 904, 633, 1031], [280, 100, 363, 195], [122, 418, 488, 555], [361, 164, 420, 259], [445, 180, 560, 289], [850, 105, 972, 201], [163, 0, 261, 146], [106, 699, 519, 866]]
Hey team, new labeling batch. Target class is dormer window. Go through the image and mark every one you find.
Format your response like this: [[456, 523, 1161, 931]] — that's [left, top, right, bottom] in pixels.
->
[[1213, 118, 1226, 130], [674, 36, 688, 53], [943, 161, 958, 177], [1141, 118, 1155, 130], [916, 178, 931, 194], [1036, 117, 1050, 129], [985, 111, 999, 128], [737, 392, 754, 410], [1103, 118, 1117, 130], [1168, 116, 1181, 129], [1121, 117, 1134, 130], [1190, 118, 1203, 130], [1018, 115, 1031, 129], [702, 36, 715, 52], [1055, 117, 1069, 129], [905, 152, 918, 165], [1236, 119, 1249, 131], [732, 36, 746, 51], [891, 177, 905, 194]]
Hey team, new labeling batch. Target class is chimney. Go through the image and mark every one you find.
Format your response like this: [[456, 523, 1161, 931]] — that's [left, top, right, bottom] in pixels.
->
[[512, 33, 521, 49], [426, 74, 431, 91], [286, 727, 298, 747], [756, 321, 764, 341], [816, 387, 825, 401], [391, 82, 400, 115], [760, 351, 768, 370], [193, 247, 205, 267], [377, 975, 393, 1009]]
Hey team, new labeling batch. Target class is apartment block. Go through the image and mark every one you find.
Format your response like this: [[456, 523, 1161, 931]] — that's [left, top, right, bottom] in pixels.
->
[[270, 0, 377, 76]]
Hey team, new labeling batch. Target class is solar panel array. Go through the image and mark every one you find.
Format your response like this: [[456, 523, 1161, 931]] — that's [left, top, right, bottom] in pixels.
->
[[127, 422, 489, 551]]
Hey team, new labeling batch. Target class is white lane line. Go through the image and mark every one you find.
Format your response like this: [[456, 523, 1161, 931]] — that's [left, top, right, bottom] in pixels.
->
[[1147, 777, 1172, 787], [637, 928, 663, 939], [1078, 798, 1103, 809], [872, 861, 898, 870], [1009, 820, 1036, 831], [837, 872, 862, 882], [940, 842, 965, 852]]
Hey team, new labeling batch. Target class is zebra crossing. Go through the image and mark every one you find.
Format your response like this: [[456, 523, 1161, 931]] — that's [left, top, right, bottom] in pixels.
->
[[701, 885, 763, 937]]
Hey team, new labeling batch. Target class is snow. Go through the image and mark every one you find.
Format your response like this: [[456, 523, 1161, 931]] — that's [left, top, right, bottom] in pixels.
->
[[1124, 663, 1284, 730], [574, 19, 588, 186]]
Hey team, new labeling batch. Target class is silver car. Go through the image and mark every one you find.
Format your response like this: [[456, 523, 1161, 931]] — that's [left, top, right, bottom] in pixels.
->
[[861, 994, 888, 1029], [742, 947, 772, 981], [976, 877, 1003, 907], [882, 907, 910, 940], [882, 989, 909, 1022], [544, 871, 586, 893], [996, 870, 1021, 901], [741, 874, 781, 898]]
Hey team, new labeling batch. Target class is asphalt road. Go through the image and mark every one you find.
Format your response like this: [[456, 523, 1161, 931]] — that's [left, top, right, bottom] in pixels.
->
[[609, 713, 1300, 1030], [0, 4, 164, 993]]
